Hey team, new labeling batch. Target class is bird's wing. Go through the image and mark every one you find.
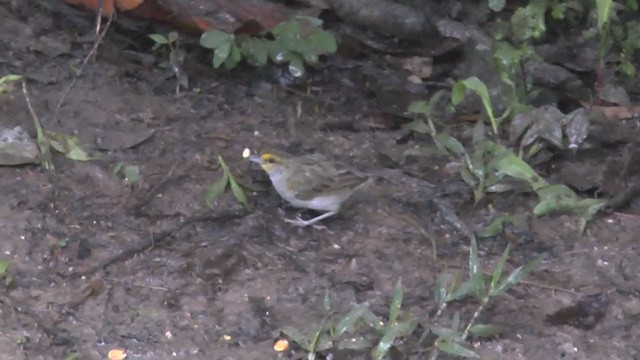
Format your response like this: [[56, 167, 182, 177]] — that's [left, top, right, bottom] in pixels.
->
[[287, 155, 368, 201]]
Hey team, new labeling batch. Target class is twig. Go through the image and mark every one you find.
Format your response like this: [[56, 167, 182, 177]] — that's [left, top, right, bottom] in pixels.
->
[[519, 280, 582, 295], [95, 0, 104, 35], [22, 81, 53, 169], [63, 211, 242, 278], [52, 8, 114, 122]]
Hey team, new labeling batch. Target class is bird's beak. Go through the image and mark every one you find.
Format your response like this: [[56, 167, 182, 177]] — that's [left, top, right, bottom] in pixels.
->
[[249, 154, 262, 164]]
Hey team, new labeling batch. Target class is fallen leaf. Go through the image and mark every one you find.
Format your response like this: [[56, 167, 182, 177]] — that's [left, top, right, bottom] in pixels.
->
[[580, 101, 640, 121]]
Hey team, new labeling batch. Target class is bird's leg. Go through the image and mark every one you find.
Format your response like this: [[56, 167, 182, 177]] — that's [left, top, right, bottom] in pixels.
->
[[284, 210, 338, 227]]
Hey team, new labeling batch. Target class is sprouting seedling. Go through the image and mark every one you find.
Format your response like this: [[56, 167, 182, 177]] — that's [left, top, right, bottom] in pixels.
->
[[204, 155, 250, 210], [113, 163, 140, 184], [149, 31, 187, 94]]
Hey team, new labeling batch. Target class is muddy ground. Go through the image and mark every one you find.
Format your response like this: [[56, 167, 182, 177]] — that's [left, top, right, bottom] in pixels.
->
[[1, 1, 639, 360]]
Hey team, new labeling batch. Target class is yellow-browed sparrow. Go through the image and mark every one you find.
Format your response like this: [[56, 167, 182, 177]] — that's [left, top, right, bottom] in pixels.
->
[[249, 150, 369, 227]]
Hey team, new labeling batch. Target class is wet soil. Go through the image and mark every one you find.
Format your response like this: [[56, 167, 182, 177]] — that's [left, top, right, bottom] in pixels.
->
[[1, 2, 639, 360]]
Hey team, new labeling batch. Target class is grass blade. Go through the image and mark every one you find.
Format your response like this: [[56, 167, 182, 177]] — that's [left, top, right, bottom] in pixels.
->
[[491, 244, 511, 290], [229, 176, 250, 210], [389, 279, 403, 324], [436, 338, 480, 358], [334, 303, 370, 336], [491, 256, 541, 296]]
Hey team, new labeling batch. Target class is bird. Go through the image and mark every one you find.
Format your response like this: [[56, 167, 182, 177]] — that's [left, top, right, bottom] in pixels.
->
[[249, 150, 369, 227]]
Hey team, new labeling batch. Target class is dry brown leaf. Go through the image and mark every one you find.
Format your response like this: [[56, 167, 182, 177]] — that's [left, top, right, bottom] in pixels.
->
[[580, 101, 640, 121]]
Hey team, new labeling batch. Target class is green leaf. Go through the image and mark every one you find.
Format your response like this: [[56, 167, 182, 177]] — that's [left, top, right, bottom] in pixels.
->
[[224, 44, 242, 69], [436, 338, 479, 358], [288, 54, 305, 77], [282, 325, 310, 350], [122, 165, 140, 184], [302, 49, 318, 63], [578, 199, 607, 233], [596, 0, 614, 33], [407, 100, 429, 115], [489, 0, 506, 12], [403, 119, 430, 134], [47, 131, 93, 161], [455, 75, 507, 135], [217, 156, 251, 210], [272, 21, 301, 44], [309, 30, 337, 53], [360, 308, 385, 330], [200, 30, 232, 49], [550, 2, 566, 19], [309, 325, 332, 352], [467, 324, 504, 338], [437, 133, 466, 155], [241, 38, 269, 66], [490, 256, 541, 296], [451, 81, 467, 106], [447, 278, 475, 301], [469, 239, 482, 279], [490, 147, 544, 188], [430, 324, 460, 339], [0, 260, 10, 275], [335, 303, 370, 336], [476, 215, 508, 238], [510, 3, 547, 41], [231, 43, 242, 62], [0, 74, 22, 94], [0, 74, 23, 85], [461, 77, 498, 133], [469, 237, 486, 299], [372, 320, 419, 360], [213, 42, 232, 68], [268, 41, 290, 63], [491, 244, 511, 290], [149, 34, 168, 45], [533, 184, 578, 215], [204, 171, 229, 208], [389, 279, 403, 325], [434, 274, 449, 307]]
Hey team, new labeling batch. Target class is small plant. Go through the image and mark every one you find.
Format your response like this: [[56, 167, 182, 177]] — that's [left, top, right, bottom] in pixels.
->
[[370, 281, 419, 359], [283, 280, 417, 360], [204, 156, 250, 210], [149, 31, 188, 94], [113, 163, 140, 184], [611, 19, 640, 77], [589, 0, 640, 79], [407, 77, 606, 231], [281, 242, 539, 359], [452, 76, 512, 134], [199, 16, 337, 77], [21, 81, 93, 170], [486, 0, 562, 115], [428, 237, 540, 358]]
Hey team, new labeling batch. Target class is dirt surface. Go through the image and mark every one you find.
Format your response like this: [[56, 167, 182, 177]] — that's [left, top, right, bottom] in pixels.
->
[[1, 2, 640, 360]]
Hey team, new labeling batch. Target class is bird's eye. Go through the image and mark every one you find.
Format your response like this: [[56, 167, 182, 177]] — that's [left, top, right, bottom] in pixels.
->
[[267, 157, 276, 163]]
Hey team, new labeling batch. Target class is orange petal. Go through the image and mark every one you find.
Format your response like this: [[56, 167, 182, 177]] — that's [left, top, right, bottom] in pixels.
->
[[115, 0, 144, 11]]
